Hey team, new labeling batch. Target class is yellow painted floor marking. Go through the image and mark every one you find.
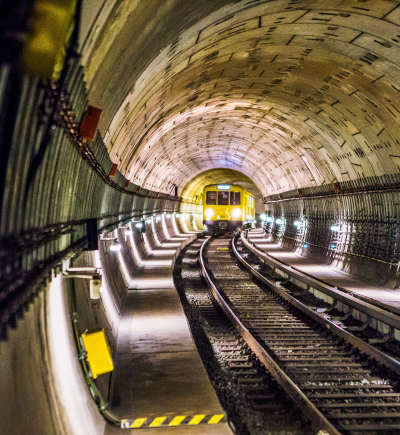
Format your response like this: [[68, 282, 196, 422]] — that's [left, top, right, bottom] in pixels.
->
[[130, 418, 147, 428], [217, 247, 229, 251], [169, 416, 186, 426], [208, 414, 224, 424], [188, 415, 205, 425], [149, 417, 167, 427]]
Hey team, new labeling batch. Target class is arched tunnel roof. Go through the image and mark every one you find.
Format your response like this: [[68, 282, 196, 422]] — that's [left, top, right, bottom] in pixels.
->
[[81, 0, 400, 198]]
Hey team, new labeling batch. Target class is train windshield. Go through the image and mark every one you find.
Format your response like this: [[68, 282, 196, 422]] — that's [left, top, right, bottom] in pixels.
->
[[206, 191, 217, 205], [230, 191, 241, 205], [218, 191, 229, 205]]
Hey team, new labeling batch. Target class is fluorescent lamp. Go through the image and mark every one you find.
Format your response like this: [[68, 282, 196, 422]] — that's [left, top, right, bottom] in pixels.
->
[[110, 241, 121, 251]]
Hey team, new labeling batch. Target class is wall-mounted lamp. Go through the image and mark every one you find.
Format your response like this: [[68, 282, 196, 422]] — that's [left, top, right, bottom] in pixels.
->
[[146, 219, 152, 224], [166, 214, 171, 218], [275, 219, 283, 225], [135, 222, 143, 229], [265, 216, 274, 223], [260, 214, 266, 220], [303, 243, 309, 249], [62, 267, 102, 299], [330, 225, 341, 232], [110, 240, 121, 251]]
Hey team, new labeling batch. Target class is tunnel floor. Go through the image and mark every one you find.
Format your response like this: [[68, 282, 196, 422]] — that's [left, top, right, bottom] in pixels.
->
[[105, 230, 231, 434]]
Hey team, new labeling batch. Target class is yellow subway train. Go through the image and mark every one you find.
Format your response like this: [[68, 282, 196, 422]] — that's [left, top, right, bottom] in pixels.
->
[[202, 184, 255, 234]]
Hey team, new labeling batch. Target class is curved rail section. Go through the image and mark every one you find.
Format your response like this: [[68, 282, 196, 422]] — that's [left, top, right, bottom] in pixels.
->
[[239, 233, 400, 375], [199, 237, 341, 435], [241, 232, 400, 319]]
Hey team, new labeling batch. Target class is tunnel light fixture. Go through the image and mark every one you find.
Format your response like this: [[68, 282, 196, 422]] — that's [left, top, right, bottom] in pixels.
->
[[217, 184, 231, 190], [330, 244, 336, 249], [303, 243, 309, 249], [293, 220, 302, 227], [260, 214, 266, 221], [330, 225, 341, 232], [156, 217, 161, 222], [253, 220, 257, 224], [265, 216, 274, 223], [275, 219, 283, 225], [146, 218, 152, 224], [185, 214, 190, 218], [125, 229, 133, 236], [135, 222, 143, 228], [110, 240, 121, 251], [175, 213, 180, 218], [166, 214, 171, 218]]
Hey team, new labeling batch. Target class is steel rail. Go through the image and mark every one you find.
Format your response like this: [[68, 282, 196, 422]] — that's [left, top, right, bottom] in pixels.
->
[[241, 232, 400, 330], [234, 235, 400, 376], [199, 237, 341, 435]]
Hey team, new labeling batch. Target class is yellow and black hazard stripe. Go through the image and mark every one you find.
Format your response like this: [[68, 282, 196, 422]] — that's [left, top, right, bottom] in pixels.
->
[[121, 414, 226, 428]]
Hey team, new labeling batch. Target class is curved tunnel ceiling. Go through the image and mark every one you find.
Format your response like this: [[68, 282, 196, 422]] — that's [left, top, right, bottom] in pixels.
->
[[83, 0, 400, 198]]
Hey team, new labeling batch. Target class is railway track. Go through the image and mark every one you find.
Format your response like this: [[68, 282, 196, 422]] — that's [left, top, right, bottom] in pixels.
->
[[199, 235, 400, 435], [174, 239, 308, 435]]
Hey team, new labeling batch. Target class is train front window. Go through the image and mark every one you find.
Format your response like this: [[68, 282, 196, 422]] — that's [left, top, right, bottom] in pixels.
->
[[218, 191, 229, 205], [206, 191, 217, 205], [230, 191, 241, 205]]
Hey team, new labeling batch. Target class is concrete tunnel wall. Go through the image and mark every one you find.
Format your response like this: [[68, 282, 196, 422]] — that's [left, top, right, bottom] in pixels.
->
[[263, 187, 400, 288], [4, 0, 400, 434], [0, 213, 198, 435]]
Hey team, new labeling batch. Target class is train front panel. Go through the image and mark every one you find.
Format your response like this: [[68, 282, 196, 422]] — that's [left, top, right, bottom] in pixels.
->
[[202, 184, 255, 234]]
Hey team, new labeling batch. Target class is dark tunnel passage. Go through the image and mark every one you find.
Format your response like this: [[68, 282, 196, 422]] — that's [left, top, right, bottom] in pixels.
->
[[2, 1, 400, 434]]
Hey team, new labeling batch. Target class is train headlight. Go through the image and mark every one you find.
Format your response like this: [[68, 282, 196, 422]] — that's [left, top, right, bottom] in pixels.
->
[[205, 208, 214, 219], [232, 208, 241, 219]]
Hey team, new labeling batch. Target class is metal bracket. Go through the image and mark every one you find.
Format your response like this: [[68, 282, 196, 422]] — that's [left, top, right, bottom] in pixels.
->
[[369, 326, 394, 345], [347, 316, 371, 332], [316, 300, 337, 313], [331, 309, 353, 322]]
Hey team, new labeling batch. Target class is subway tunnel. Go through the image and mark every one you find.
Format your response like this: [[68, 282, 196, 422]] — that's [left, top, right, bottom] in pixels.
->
[[3, 1, 400, 434]]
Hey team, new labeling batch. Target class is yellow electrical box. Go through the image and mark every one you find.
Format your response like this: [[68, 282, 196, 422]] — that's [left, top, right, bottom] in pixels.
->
[[81, 330, 114, 379], [22, 0, 77, 80]]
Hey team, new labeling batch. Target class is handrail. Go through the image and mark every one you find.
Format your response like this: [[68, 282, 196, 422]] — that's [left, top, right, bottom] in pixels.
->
[[234, 235, 400, 376], [241, 232, 400, 331], [198, 237, 341, 435]]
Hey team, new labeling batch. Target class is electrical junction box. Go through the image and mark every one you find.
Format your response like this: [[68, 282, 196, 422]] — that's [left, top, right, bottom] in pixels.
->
[[80, 106, 102, 141], [81, 330, 114, 379]]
